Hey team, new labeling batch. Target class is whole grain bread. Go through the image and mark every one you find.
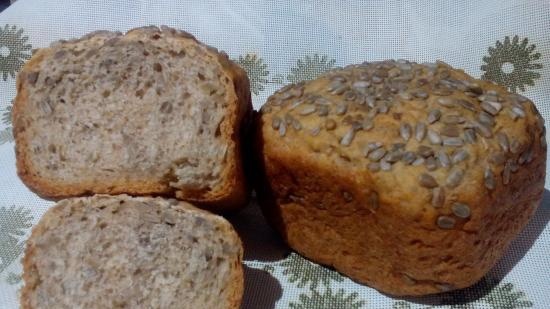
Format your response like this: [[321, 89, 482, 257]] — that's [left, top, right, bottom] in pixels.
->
[[256, 60, 546, 295], [21, 194, 243, 309], [13, 26, 252, 211]]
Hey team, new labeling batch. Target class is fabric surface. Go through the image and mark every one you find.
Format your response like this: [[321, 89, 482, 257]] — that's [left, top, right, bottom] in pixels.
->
[[0, 0, 548, 308]]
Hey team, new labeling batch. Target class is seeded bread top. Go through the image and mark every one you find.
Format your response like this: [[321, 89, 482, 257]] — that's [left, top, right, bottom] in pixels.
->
[[260, 60, 546, 229]]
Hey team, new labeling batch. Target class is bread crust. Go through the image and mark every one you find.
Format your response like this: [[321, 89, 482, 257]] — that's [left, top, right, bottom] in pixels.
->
[[256, 61, 546, 295], [20, 195, 244, 309], [13, 26, 252, 211]]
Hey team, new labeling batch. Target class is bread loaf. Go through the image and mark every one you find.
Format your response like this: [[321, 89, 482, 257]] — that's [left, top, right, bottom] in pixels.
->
[[13, 26, 252, 210], [256, 60, 546, 295], [21, 194, 243, 309]]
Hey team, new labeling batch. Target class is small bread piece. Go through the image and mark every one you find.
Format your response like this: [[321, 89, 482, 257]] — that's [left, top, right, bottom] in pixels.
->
[[256, 60, 546, 295], [13, 26, 252, 210], [21, 194, 243, 309]]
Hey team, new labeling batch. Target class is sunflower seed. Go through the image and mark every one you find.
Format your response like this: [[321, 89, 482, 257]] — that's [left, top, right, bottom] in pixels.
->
[[427, 109, 442, 124], [437, 216, 456, 229], [385, 150, 403, 163], [488, 152, 506, 165], [367, 162, 381, 172], [437, 97, 456, 107], [417, 145, 434, 158], [377, 102, 389, 114], [278, 122, 287, 136], [466, 82, 483, 95], [398, 92, 413, 100], [478, 111, 495, 127], [442, 115, 466, 125], [392, 143, 406, 150], [380, 160, 392, 171], [331, 75, 347, 83], [400, 123, 412, 141], [428, 130, 442, 145], [446, 168, 464, 187], [440, 125, 461, 137], [340, 128, 356, 146], [472, 120, 493, 138], [484, 167, 496, 190], [367, 141, 383, 151], [353, 81, 370, 90], [431, 187, 445, 208], [464, 128, 477, 144], [317, 105, 329, 116], [419, 173, 438, 188], [39, 100, 53, 115], [344, 91, 356, 101], [362, 118, 374, 131], [456, 99, 477, 112], [402, 151, 417, 165], [432, 88, 453, 96], [511, 106, 526, 118], [502, 161, 512, 185], [436, 150, 452, 168], [480, 102, 498, 115], [451, 149, 469, 164], [271, 117, 281, 130], [425, 157, 438, 171], [292, 119, 302, 131], [413, 89, 429, 99], [310, 126, 321, 136], [299, 105, 317, 116], [415, 122, 427, 141], [327, 80, 344, 92], [336, 103, 348, 115], [443, 137, 464, 147], [452, 203, 471, 218], [366, 95, 376, 108], [509, 160, 519, 172], [412, 157, 425, 166], [368, 148, 387, 162], [496, 132, 510, 153]]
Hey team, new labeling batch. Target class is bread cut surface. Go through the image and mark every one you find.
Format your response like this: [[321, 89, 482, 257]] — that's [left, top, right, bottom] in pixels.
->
[[21, 194, 243, 309], [13, 26, 252, 210], [256, 60, 546, 295]]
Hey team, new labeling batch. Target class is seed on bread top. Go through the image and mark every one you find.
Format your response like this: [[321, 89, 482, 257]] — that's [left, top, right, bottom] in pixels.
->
[[261, 60, 546, 229]]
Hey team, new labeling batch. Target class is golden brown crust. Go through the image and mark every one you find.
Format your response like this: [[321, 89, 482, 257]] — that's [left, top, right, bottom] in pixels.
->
[[256, 60, 546, 295], [13, 26, 252, 211]]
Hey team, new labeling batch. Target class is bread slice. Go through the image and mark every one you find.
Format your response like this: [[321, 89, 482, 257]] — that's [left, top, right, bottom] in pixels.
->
[[13, 26, 252, 210], [21, 194, 244, 309]]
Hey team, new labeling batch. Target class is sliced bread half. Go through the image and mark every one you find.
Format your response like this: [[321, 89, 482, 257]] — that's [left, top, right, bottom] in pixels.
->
[[21, 194, 244, 309], [13, 26, 252, 210]]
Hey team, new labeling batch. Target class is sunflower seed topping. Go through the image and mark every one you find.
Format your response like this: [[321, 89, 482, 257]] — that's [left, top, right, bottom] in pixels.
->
[[456, 99, 477, 112], [385, 150, 403, 163], [336, 103, 348, 115], [400, 123, 412, 141], [496, 132, 510, 153], [436, 150, 452, 169], [437, 97, 456, 107], [464, 128, 477, 144], [437, 216, 456, 229], [446, 168, 464, 187], [481, 101, 501, 115], [451, 149, 469, 164], [484, 167, 496, 190], [340, 128, 356, 146], [402, 151, 417, 165], [472, 120, 493, 138], [367, 162, 381, 172], [417, 145, 434, 158], [427, 109, 442, 124], [412, 157, 425, 166], [428, 130, 442, 145], [271, 117, 281, 130], [440, 125, 461, 137], [425, 157, 438, 171], [452, 203, 471, 218], [278, 121, 287, 137], [478, 112, 496, 127], [431, 187, 445, 208], [419, 173, 438, 188], [368, 148, 387, 162], [415, 122, 427, 141], [310, 126, 321, 136], [442, 115, 465, 125], [502, 161, 512, 185], [443, 137, 464, 147], [299, 105, 317, 116], [380, 160, 392, 171], [511, 106, 526, 118]]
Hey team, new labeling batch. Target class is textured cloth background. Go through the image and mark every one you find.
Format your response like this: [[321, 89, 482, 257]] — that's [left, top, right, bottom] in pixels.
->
[[0, 0, 548, 308]]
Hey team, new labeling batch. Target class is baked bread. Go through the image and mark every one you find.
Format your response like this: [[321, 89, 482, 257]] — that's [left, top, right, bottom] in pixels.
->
[[21, 194, 243, 309], [256, 60, 546, 296], [13, 26, 252, 211]]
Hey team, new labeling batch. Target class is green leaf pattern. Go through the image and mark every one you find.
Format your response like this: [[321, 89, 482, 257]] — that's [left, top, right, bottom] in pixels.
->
[[0, 206, 32, 274], [289, 288, 365, 309], [0, 24, 32, 81]]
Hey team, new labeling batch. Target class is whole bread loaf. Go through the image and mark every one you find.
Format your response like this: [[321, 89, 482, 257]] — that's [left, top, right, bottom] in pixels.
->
[[13, 26, 252, 211], [21, 194, 243, 309], [256, 60, 546, 295]]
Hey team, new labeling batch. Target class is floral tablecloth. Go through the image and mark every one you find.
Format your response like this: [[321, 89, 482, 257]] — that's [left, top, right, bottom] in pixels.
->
[[0, 0, 548, 308]]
